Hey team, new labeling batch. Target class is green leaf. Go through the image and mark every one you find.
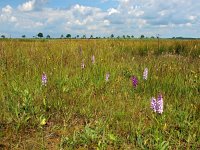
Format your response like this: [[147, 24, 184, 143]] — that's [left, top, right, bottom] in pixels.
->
[[160, 141, 169, 150], [108, 133, 117, 141]]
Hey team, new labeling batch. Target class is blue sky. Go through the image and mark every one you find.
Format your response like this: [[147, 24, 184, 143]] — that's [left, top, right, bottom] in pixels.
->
[[0, 0, 200, 38]]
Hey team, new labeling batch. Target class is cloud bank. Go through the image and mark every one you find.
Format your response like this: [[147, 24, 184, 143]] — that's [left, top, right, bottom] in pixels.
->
[[0, 0, 199, 38]]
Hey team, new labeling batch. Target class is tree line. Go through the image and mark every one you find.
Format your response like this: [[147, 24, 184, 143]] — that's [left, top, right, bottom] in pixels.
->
[[0, 33, 154, 39]]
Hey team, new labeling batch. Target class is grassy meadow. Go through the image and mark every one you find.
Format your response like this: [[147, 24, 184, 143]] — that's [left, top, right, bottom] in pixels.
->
[[0, 38, 199, 149]]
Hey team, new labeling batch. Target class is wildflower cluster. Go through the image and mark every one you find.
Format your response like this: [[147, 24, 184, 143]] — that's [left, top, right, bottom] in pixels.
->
[[42, 72, 47, 86], [131, 76, 138, 88], [42, 59, 164, 114], [106, 73, 110, 82], [151, 94, 163, 114], [143, 68, 148, 80]]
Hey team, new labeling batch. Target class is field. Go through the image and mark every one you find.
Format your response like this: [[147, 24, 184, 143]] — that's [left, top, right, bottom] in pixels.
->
[[0, 39, 199, 149]]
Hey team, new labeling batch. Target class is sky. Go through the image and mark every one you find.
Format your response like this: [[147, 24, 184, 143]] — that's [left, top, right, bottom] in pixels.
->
[[0, 0, 200, 38]]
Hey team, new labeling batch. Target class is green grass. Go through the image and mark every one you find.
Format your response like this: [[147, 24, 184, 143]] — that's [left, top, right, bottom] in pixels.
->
[[0, 39, 199, 149]]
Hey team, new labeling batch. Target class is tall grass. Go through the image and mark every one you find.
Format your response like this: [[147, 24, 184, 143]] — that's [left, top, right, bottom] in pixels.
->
[[0, 39, 199, 149]]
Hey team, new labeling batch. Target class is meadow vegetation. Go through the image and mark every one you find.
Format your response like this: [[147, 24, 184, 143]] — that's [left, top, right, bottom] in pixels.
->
[[0, 39, 199, 149]]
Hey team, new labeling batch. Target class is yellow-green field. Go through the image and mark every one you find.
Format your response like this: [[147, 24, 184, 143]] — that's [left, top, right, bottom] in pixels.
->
[[0, 39, 199, 149]]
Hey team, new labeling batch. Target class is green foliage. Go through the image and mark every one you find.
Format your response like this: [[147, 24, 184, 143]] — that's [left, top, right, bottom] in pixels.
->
[[138, 44, 149, 56], [174, 42, 186, 55], [66, 34, 71, 38], [37, 32, 43, 38], [140, 35, 145, 38], [1, 35, 5, 38], [60, 123, 119, 149], [46, 35, 50, 39]]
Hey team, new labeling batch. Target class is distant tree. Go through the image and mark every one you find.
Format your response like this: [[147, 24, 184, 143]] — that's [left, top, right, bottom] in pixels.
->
[[127, 35, 130, 39], [151, 36, 155, 39], [37, 32, 43, 38], [60, 34, 64, 39], [156, 34, 160, 39], [110, 34, 114, 38], [117, 36, 120, 39], [66, 34, 71, 38], [22, 35, 26, 38], [131, 35, 134, 38], [123, 35, 126, 39], [1, 35, 5, 38], [76, 35, 79, 38], [82, 35, 86, 39], [140, 35, 145, 38], [90, 35, 93, 39], [46, 35, 51, 39]]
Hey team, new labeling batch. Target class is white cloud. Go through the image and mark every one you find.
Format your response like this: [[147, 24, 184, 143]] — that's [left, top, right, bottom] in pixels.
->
[[2, 5, 13, 14], [103, 20, 110, 26], [72, 4, 101, 16], [188, 15, 197, 21], [0, 5, 17, 24], [87, 25, 98, 30], [138, 19, 147, 28], [185, 23, 192, 27], [10, 16, 17, 22], [14, 19, 44, 29], [18, 0, 36, 12], [108, 8, 120, 15], [18, 0, 48, 12], [35, 22, 44, 27], [158, 10, 167, 16], [128, 6, 144, 17]]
